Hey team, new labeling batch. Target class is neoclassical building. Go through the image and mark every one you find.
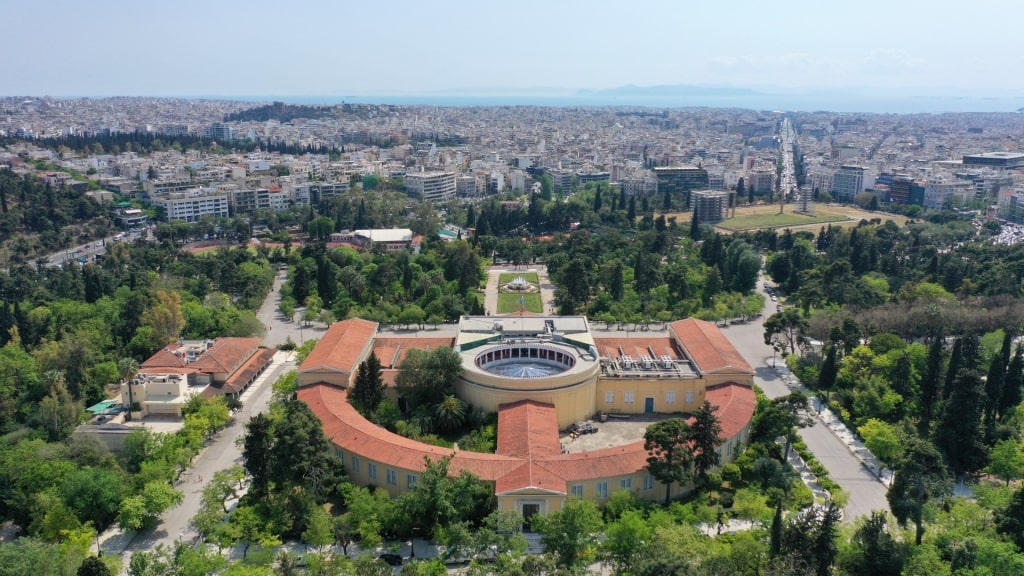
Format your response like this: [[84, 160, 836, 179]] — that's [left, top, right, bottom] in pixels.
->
[[298, 315, 756, 521]]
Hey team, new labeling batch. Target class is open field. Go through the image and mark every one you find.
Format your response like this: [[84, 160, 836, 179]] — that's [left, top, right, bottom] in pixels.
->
[[668, 203, 908, 233], [498, 272, 539, 285], [498, 292, 543, 314]]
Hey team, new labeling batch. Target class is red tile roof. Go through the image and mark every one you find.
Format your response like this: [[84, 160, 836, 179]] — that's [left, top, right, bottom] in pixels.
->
[[372, 337, 456, 369], [298, 385, 522, 480], [299, 318, 378, 375], [141, 345, 186, 369], [300, 380, 755, 496], [704, 383, 757, 441], [217, 348, 276, 394], [496, 400, 562, 459], [669, 319, 754, 375], [495, 459, 568, 495], [191, 337, 262, 374]]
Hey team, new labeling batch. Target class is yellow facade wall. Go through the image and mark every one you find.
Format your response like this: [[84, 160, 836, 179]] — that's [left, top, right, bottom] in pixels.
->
[[595, 377, 707, 416], [457, 376, 598, 430]]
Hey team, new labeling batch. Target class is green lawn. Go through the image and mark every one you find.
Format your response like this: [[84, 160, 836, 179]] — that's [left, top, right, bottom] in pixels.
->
[[499, 272, 539, 285], [716, 211, 850, 231], [498, 292, 544, 314]]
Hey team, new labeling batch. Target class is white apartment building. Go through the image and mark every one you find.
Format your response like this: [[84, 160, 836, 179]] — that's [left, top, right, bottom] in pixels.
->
[[152, 188, 230, 223], [405, 171, 457, 203], [924, 181, 974, 211]]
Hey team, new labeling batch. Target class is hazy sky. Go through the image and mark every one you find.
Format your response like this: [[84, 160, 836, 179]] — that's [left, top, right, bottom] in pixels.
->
[[3, 0, 1022, 98]]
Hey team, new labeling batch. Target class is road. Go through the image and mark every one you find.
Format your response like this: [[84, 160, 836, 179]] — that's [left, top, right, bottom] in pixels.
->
[[46, 227, 149, 267], [719, 282, 890, 522], [103, 273, 298, 559]]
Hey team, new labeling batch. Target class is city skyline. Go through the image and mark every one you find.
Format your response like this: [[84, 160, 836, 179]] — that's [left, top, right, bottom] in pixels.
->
[[3, 0, 1024, 110]]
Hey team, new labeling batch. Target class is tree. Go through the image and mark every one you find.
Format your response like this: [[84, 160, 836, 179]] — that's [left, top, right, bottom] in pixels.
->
[[995, 485, 1024, 550], [689, 210, 701, 241], [221, 505, 281, 558], [763, 308, 809, 356], [242, 413, 274, 499], [118, 357, 140, 423], [36, 371, 84, 441], [533, 498, 603, 568], [689, 400, 723, 489], [117, 482, 184, 531], [395, 347, 464, 412], [351, 352, 385, 414], [837, 511, 904, 576], [986, 439, 1024, 486], [934, 336, 988, 478], [302, 506, 334, 554], [601, 509, 651, 575], [918, 334, 945, 436], [857, 419, 902, 473], [643, 418, 695, 505], [77, 556, 112, 576], [750, 392, 813, 463], [887, 435, 952, 545], [1001, 344, 1024, 419]]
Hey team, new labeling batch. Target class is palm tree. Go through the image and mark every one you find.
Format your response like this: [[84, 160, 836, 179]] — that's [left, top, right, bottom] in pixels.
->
[[118, 357, 140, 422], [433, 395, 466, 433]]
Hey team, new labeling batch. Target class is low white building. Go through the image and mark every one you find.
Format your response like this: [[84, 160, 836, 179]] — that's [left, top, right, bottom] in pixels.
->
[[152, 188, 230, 223], [406, 171, 457, 203]]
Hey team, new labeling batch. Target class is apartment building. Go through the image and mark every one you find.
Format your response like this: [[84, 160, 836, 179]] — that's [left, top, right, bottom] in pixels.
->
[[831, 165, 866, 203], [654, 166, 710, 209], [691, 190, 731, 223], [405, 171, 457, 203], [152, 188, 230, 223]]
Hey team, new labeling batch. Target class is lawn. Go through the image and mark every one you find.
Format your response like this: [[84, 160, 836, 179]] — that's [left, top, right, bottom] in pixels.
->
[[498, 292, 544, 314], [716, 210, 850, 231], [499, 272, 539, 285]]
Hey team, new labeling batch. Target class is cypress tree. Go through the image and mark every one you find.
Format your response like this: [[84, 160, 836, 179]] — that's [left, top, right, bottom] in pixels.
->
[[1000, 344, 1024, 419], [689, 209, 701, 241], [919, 334, 944, 436]]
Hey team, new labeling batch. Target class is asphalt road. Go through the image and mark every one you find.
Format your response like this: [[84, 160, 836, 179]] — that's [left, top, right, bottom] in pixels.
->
[[104, 273, 298, 560], [719, 282, 890, 522]]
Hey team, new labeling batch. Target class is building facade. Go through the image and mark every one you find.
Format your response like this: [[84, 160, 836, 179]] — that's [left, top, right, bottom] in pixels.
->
[[831, 165, 866, 203], [405, 171, 457, 204], [654, 166, 710, 209], [691, 190, 731, 224], [298, 316, 756, 520], [151, 188, 230, 223]]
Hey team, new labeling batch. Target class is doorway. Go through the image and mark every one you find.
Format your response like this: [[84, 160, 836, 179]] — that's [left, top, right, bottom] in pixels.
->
[[522, 503, 541, 531], [644, 397, 655, 413]]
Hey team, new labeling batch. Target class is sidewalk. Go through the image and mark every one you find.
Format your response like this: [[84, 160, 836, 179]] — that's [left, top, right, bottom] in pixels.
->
[[767, 359, 894, 487]]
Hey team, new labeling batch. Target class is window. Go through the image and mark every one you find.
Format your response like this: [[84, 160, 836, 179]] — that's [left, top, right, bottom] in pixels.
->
[[350, 456, 360, 474], [596, 482, 608, 498], [624, 391, 635, 404], [620, 478, 632, 490], [407, 474, 418, 488], [335, 448, 344, 459], [604, 391, 615, 404], [368, 462, 377, 480], [570, 484, 583, 497], [386, 470, 396, 485], [644, 475, 654, 490], [685, 390, 695, 404], [665, 391, 676, 404]]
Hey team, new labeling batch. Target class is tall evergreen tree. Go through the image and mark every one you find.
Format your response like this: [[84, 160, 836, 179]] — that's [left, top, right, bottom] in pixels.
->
[[1000, 344, 1024, 418], [941, 337, 963, 402], [747, 181, 755, 204], [627, 195, 637, 222], [689, 209, 701, 241], [819, 344, 839, 405], [984, 339, 1009, 442], [644, 418, 694, 505], [934, 335, 988, 477], [689, 401, 723, 489], [351, 352, 385, 414], [662, 189, 672, 212], [918, 334, 945, 436], [888, 435, 952, 545]]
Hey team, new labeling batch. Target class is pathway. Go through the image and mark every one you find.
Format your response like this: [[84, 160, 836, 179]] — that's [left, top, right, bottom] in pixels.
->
[[483, 265, 556, 316]]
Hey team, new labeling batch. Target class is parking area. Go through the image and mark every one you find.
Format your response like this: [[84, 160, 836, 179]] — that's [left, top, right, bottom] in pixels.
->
[[560, 413, 672, 453]]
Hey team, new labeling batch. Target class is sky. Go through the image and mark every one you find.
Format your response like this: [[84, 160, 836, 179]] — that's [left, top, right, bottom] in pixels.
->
[[3, 0, 1023, 100]]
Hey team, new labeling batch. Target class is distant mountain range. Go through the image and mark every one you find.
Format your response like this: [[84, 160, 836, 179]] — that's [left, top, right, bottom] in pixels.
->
[[255, 83, 1024, 114]]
